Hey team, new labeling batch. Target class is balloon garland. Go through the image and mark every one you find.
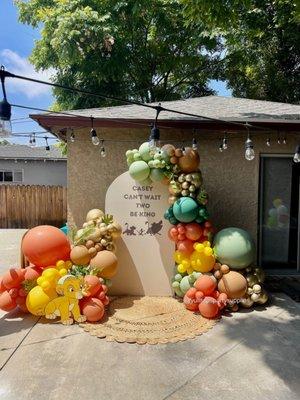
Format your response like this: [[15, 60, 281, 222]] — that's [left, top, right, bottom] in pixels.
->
[[0, 209, 121, 324], [126, 142, 268, 318]]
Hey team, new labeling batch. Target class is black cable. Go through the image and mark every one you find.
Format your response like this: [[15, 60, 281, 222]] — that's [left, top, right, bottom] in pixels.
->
[[1, 67, 278, 133]]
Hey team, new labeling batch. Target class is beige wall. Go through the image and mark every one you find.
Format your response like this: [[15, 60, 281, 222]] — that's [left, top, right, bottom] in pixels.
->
[[65, 126, 300, 249]]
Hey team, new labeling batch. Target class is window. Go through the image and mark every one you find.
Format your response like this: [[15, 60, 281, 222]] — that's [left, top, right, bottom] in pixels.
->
[[259, 155, 299, 271], [0, 170, 23, 183]]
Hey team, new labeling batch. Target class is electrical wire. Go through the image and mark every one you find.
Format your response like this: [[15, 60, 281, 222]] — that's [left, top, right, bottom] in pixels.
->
[[1, 67, 280, 134]]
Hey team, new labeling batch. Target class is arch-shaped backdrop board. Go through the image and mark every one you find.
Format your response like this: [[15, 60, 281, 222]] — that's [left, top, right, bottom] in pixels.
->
[[105, 172, 174, 296]]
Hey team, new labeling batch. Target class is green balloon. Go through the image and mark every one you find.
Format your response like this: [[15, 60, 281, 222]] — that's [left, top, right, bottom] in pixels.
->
[[213, 227, 255, 269], [139, 142, 152, 162], [172, 197, 199, 222], [129, 160, 150, 182], [150, 168, 164, 182]]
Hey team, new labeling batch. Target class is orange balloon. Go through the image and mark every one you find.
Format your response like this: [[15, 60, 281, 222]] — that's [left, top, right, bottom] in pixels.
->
[[0, 291, 17, 311], [183, 293, 198, 311], [0, 277, 5, 293], [194, 275, 216, 296], [177, 239, 194, 255], [178, 148, 200, 173], [90, 251, 118, 279], [198, 296, 219, 318], [80, 297, 105, 322], [84, 275, 101, 297], [22, 226, 71, 268], [2, 268, 25, 289]]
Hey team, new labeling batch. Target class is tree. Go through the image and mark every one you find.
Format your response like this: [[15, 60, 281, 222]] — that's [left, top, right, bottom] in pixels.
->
[[16, 0, 221, 109], [181, 0, 300, 103]]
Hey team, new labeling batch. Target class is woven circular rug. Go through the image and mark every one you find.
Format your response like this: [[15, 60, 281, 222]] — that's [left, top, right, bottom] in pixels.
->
[[81, 296, 218, 345]]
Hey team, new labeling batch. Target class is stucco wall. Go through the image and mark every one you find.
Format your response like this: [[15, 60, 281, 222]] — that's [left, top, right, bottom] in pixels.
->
[[66, 127, 300, 248], [0, 160, 67, 186]]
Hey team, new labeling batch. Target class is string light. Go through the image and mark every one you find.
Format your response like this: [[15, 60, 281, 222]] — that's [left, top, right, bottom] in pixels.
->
[[222, 132, 228, 150], [245, 125, 255, 161], [293, 146, 300, 163], [45, 136, 50, 151], [283, 135, 287, 145], [266, 138, 271, 146], [149, 104, 162, 153], [192, 138, 198, 151], [100, 140, 106, 157], [90, 117, 100, 146], [0, 66, 12, 137], [70, 129, 75, 143], [218, 139, 223, 152]]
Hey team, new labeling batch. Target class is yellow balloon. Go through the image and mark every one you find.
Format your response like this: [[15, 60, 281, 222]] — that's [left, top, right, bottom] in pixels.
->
[[190, 241, 215, 273], [26, 286, 57, 316]]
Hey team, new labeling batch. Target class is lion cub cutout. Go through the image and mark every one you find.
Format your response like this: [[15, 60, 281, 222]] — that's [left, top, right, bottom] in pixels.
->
[[45, 275, 87, 325]]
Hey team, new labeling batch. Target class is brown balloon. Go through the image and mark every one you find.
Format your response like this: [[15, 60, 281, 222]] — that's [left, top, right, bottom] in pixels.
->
[[178, 147, 200, 173], [90, 250, 118, 279], [161, 144, 175, 157], [218, 271, 247, 299]]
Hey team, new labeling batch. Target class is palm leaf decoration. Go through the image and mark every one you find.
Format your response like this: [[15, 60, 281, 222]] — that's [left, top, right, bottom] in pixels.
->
[[102, 214, 114, 225], [73, 226, 97, 245]]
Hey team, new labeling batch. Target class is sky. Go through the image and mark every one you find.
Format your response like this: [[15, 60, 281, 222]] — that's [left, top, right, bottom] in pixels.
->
[[0, 0, 231, 146]]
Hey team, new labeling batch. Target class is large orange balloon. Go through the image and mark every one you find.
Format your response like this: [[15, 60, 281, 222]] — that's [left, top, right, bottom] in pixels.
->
[[22, 226, 71, 268]]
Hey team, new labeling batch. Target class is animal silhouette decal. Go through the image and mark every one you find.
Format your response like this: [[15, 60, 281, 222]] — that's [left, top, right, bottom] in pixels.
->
[[123, 220, 163, 236]]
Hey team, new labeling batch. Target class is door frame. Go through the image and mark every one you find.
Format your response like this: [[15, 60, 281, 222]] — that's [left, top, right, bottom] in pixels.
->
[[258, 153, 300, 275]]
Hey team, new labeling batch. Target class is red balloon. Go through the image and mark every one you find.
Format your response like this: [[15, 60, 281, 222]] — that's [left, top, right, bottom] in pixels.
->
[[198, 296, 219, 318], [185, 223, 202, 241], [177, 239, 194, 255], [22, 225, 71, 268]]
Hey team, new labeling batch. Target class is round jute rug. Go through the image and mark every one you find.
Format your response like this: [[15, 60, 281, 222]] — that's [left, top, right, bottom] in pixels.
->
[[81, 296, 218, 345]]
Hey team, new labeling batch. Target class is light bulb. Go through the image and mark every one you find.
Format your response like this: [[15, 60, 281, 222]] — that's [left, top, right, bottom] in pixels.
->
[[293, 146, 300, 163], [192, 138, 198, 151], [91, 128, 100, 145], [245, 147, 255, 160], [0, 119, 12, 137], [100, 147, 106, 157], [182, 146, 186, 155], [70, 132, 75, 143], [266, 138, 271, 147], [245, 137, 255, 161], [218, 144, 223, 152], [277, 138, 281, 144], [222, 138, 228, 150], [149, 124, 160, 153], [283, 137, 287, 145]]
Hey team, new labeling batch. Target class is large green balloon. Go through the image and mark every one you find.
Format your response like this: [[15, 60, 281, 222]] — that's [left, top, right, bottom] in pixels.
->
[[173, 197, 199, 222], [139, 142, 152, 162], [213, 227, 255, 269], [150, 168, 164, 182], [129, 160, 150, 182]]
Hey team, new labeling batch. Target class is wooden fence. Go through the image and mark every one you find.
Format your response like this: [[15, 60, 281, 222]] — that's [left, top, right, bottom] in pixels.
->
[[0, 185, 67, 229]]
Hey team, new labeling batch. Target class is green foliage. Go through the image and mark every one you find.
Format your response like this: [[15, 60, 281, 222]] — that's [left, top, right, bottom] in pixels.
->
[[55, 141, 67, 155], [0, 140, 9, 146], [16, 0, 220, 109], [182, 0, 300, 103]]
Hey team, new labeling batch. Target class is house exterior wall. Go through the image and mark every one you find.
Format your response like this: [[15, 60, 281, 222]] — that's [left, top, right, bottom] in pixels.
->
[[0, 159, 67, 186], [67, 127, 300, 251]]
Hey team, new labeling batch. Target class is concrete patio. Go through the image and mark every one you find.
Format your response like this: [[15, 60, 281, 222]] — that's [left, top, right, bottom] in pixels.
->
[[0, 230, 300, 400]]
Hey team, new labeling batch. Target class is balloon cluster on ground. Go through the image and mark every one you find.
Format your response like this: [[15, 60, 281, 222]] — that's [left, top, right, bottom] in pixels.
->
[[0, 209, 121, 324], [126, 140, 269, 319]]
